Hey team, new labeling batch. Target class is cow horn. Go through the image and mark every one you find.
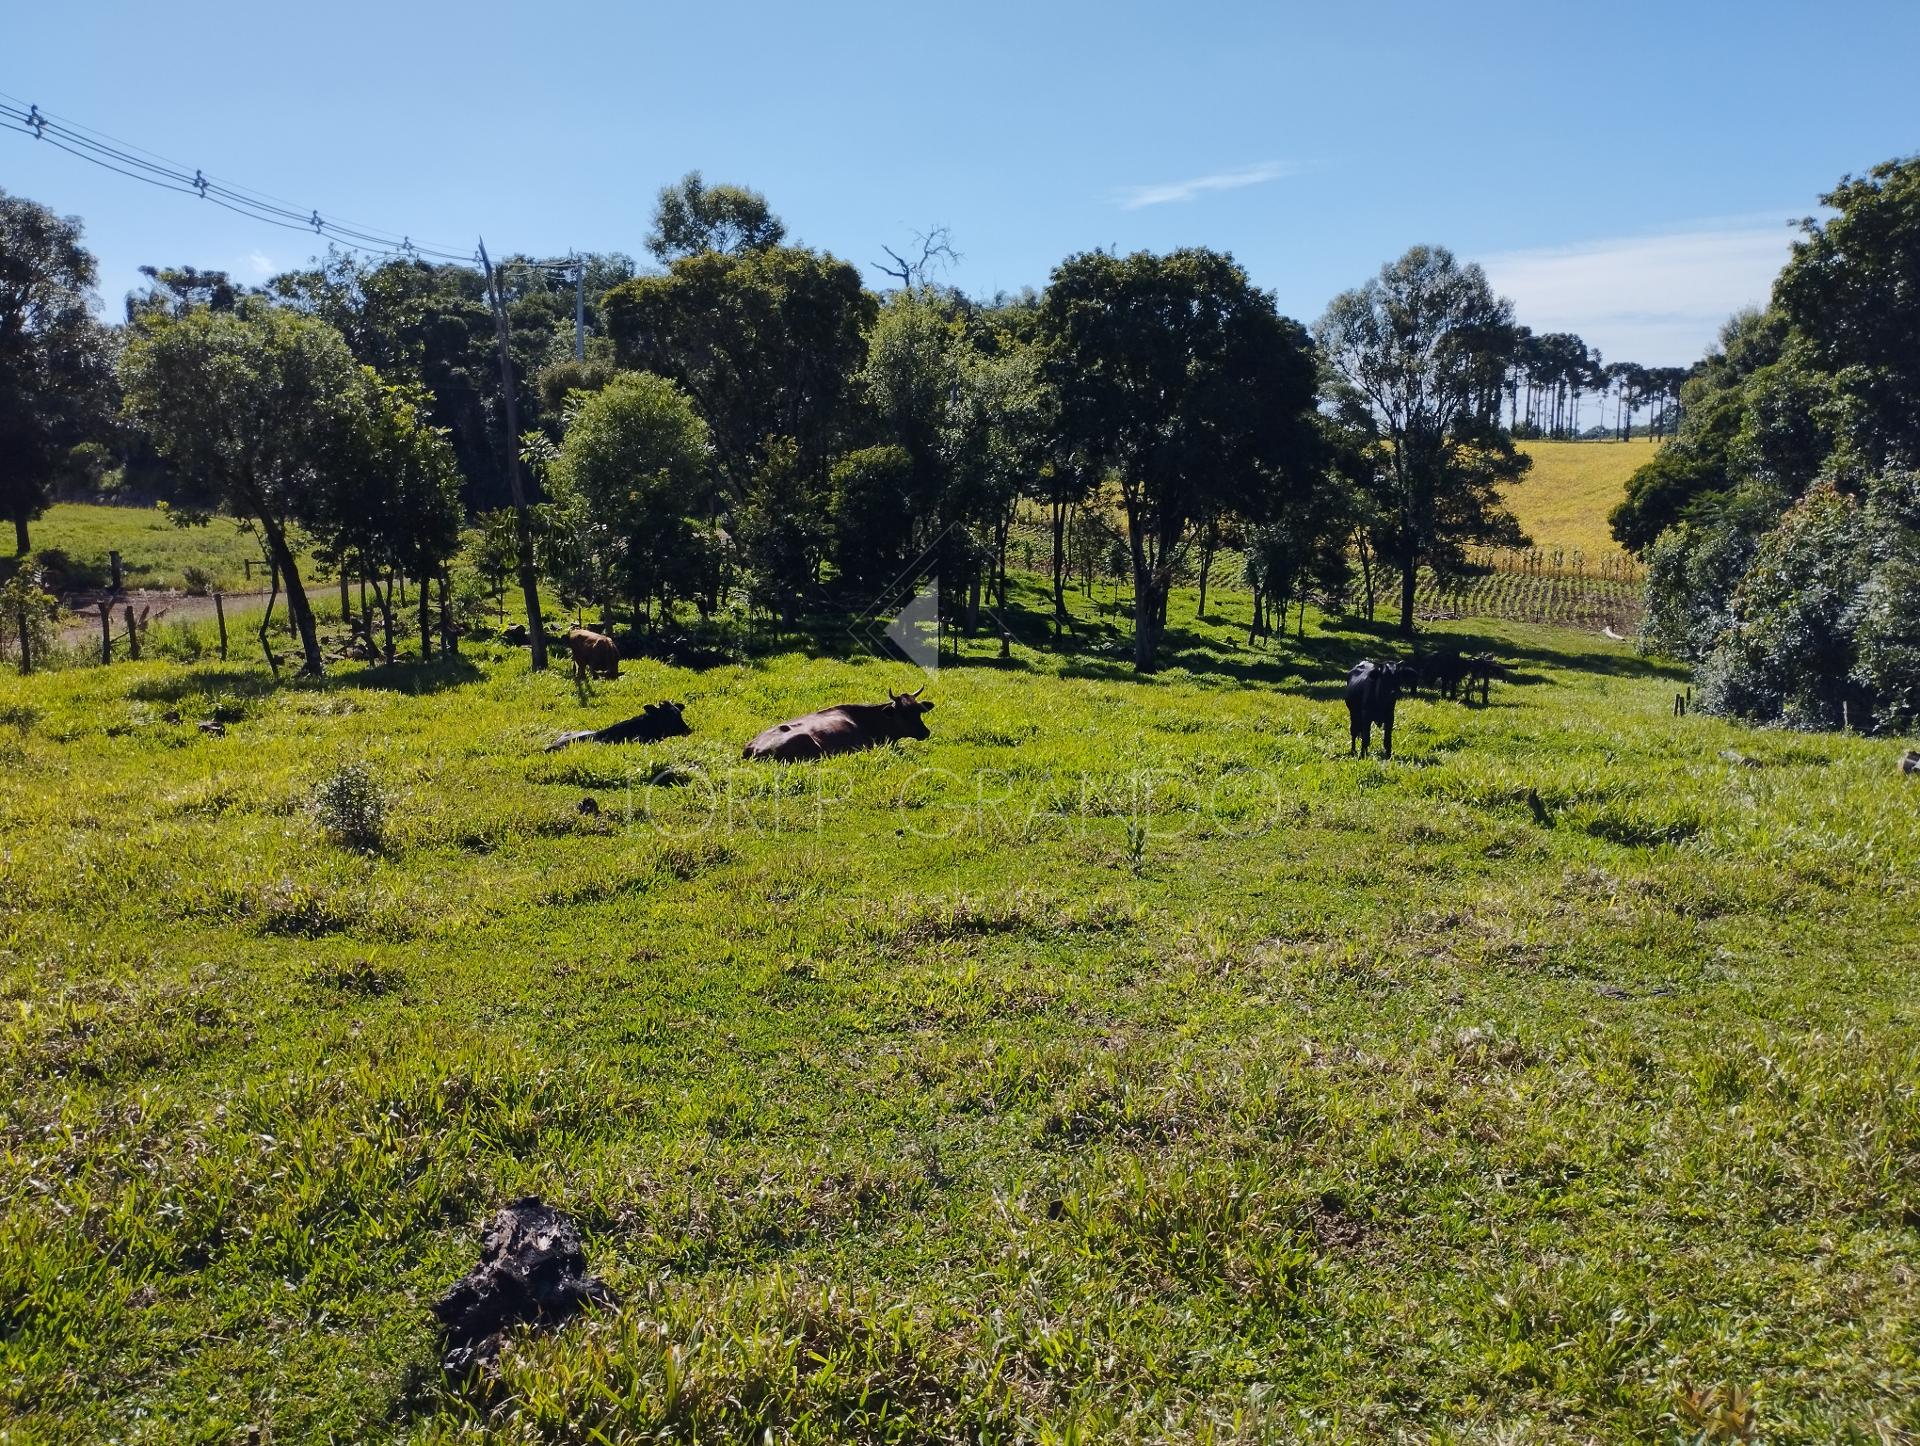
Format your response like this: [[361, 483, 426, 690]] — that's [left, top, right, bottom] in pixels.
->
[[906, 685, 924, 700]]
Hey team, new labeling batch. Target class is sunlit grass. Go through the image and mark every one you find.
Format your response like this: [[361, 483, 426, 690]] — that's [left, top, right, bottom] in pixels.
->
[[1, 574, 1915, 1442]]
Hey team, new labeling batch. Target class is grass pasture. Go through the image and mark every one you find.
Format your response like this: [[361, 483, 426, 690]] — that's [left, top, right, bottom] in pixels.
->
[[2, 577, 1917, 1442], [6, 504, 315, 596]]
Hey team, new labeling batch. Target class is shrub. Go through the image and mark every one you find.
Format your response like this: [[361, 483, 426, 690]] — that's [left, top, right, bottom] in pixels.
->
[[0, 570, 60, 670], [310, 761, 390, 853], [181, 565, 215, 597]]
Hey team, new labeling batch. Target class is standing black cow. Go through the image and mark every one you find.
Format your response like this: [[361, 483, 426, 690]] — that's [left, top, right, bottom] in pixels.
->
[[1346, 660, 1417, 759], [1424, 651, 1468, 700]]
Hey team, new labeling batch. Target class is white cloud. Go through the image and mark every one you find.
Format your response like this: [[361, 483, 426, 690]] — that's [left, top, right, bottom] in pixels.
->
[[245, 250, 276, 277], [1115, 161, 1300, 210], [1480, 219, 1798, 366]]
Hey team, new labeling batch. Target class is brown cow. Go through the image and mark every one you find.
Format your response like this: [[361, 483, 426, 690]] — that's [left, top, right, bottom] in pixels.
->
[[743, 688, 934, 761], [563, 627, 620, 682]]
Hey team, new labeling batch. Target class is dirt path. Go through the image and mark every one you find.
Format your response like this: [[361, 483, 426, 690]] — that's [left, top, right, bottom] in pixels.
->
[[55, 589, 276, 646]]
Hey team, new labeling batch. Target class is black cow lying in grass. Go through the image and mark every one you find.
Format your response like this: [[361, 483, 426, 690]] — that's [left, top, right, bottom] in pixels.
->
[[744, 689, 933, 761], [546, 701, 690, 751], [1346, 660, 1416, 759]]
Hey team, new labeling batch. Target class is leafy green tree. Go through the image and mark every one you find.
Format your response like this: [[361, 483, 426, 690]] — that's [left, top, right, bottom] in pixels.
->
[[828, 444, 917, 595], [602, 247, 872, 502], [1775, 157, 1920, 470], [0, 189, 114, 554], [120, 303, 365, 675], [1316, 245, 1530, 635], [947, 334, 1053, 622], [646, 172, 786, 262], [1695, 481, 1873, 728], [1609, 449, 1729, 554], [547, 372, 714, 626], [126, 263, 245, 321], [738, 437, 829, 630], [1040, 247, 1319, 669], [308, 378, 466, 658]]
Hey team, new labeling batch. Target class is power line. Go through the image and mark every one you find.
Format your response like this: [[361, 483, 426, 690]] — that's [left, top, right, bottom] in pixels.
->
[[0, 97, 477, 264]]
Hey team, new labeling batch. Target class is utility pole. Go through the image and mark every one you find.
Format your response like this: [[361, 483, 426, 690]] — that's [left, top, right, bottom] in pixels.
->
[[478, 237, 549, 672], [573, 255, 586, 362]]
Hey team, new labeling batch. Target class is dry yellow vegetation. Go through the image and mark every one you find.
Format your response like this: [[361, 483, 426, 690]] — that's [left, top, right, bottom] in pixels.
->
[[1505, 437, 1660, 560]]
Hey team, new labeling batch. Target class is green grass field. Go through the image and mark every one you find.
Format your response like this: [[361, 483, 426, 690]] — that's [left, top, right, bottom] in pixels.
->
[[6, 504, 316, 595], [1504, 440, 1659, 563], [3, 574, 1916, 1443]]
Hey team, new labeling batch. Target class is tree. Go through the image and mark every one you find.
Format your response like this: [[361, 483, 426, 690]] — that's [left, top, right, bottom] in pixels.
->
[[1694, 481, 1874, 729], [1041, 247, 1319, 670], [645, 172, 786, 262], [126, 263, 244, 321], [602, 247, 872, 501], [1316, 245, 1531, 635], [738, 436, 829, 632], [1609, 449, 1728, 554], [872, 226, 960, 290], [827, 445, 917, 596], [547, 372, 714, 627], [120, 303, 365, 675], [308, 377, 466, 659], [1775, 157, 1920, 470], [0, 189, 114, 554]]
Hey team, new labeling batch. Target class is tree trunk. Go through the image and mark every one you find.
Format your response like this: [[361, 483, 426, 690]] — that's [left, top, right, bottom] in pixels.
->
[[1196, 520, 1216, 618], [1131, 563, 1161, 671], [12, 513, 28, 556], [1050, 502, 1069, 625], [1354, 527, 1376, 622], [259, 513, 322, 675], [419, 575, 434, 662], [439, 572, 459, 657], [1398, 559, 1418, 637]]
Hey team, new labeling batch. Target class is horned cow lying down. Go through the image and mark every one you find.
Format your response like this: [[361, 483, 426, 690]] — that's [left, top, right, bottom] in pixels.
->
[[743, 689, 934, 761]]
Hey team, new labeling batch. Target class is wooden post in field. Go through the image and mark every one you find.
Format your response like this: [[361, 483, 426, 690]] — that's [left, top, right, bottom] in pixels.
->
[[109, 550, 123, 592], [99, 600, 113, 665], [124, 604, 139, 661], [214, 593, 228, 660], [15, 605, 30, 675]]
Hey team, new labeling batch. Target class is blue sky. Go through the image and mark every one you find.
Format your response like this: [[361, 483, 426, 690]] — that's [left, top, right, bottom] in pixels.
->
[[5, 0, 1916, 365]]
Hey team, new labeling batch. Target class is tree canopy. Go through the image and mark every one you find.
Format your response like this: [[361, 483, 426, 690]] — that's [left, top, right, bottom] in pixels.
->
[[1041, 246, 1321, 669], [0, 189, 114, 554], [1317, 245, 1530, 634], [645, 172, 786, 262]]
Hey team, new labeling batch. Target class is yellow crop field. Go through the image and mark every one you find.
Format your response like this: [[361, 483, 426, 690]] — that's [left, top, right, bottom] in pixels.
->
[[1505, 438, 1660, 561]]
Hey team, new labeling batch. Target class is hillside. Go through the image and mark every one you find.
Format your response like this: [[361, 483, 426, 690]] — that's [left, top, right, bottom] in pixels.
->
[[3, 579, 1916, 1442], [5, 504, 314, 595], [1505, 438, 1659, 562]]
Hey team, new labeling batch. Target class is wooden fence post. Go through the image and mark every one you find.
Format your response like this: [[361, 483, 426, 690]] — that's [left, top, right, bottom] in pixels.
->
[[125, 604, 140, 661], [214, 592, 228, 660], [109, 550, 123, 592], [99, 600, 113, 665]]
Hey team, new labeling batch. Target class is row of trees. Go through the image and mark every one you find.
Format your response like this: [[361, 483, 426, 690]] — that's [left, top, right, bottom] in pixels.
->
[[1620, 156, 1920, 732], [6, 172, 1567, 676], [1503, 330, 1689, 441]]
